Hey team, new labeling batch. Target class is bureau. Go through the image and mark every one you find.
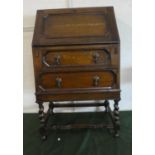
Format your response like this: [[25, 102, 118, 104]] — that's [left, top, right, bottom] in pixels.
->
[[32, 7, 121, 140]]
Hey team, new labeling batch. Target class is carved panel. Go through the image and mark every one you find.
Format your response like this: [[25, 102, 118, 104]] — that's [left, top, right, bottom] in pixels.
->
[[42, 13, 108, 38]]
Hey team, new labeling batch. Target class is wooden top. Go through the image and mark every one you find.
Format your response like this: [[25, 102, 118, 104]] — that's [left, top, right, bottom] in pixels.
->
[[32, 7, 120, 47]]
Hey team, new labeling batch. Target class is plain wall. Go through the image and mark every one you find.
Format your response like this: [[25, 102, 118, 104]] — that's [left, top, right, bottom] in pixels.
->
[[23, 0, 132, 113]]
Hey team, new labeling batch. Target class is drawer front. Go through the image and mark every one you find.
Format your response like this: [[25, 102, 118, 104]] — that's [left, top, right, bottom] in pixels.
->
[[38, 70, 117, 90], [41, 47, 118, 67]]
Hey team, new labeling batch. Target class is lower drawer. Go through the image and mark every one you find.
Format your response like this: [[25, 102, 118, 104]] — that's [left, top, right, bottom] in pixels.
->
[[38, 70, 117, 90]]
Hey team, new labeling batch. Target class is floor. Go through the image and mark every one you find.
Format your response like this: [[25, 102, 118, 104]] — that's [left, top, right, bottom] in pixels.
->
[[23, 111, 132, 155]]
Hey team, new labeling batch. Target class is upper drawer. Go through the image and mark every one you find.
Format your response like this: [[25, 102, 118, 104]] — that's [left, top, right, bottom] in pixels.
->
[[41, 47, 119, 68]]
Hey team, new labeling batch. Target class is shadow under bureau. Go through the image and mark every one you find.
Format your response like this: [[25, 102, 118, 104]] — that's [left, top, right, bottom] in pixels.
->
[[32, 7, 121, 140]]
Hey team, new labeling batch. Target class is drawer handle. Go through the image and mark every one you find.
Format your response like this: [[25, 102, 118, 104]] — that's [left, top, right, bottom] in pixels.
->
[[55, 77, 62, 88], [93, 76, 100, 86], [93, 53, 100, 63], [54, 55, 61, 65]]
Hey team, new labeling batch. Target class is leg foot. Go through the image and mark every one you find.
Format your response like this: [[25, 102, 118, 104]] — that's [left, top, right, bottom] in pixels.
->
[[114, 131, 119, 137], [41, 135, 47, 141]]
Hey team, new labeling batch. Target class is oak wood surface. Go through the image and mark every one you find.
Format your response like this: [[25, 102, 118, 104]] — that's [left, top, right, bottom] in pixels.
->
[[32, 7, 121, 138], [41, 47, 118, 67], [39, 70, 116, 89], [32, 7, 120, 46], [36, 91, 120, 102], [32, 6, 121, 102]]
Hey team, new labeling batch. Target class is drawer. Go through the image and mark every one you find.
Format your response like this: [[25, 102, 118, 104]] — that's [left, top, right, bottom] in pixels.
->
[[38, 70, 117, 90], [41, 47, 118, 68]]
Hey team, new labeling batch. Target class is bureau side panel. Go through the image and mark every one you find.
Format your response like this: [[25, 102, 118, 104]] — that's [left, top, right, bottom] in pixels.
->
[[32, 47, 42, 93]]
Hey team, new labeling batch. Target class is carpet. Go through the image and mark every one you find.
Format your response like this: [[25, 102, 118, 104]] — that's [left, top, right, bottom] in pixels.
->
[[23, 111, 132, 155]]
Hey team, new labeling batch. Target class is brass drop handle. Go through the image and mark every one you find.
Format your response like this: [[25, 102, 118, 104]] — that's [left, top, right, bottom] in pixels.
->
[[54, 55, 61, 65], [93, 53, 100, 63], [93, 76, 100, 86], [55, 77, 62, 88]]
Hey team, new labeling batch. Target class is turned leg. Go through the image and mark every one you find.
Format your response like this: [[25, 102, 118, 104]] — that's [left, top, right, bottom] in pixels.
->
[[38, 102, 47, 140], [113, 99, 120, 137], [44, 101, 54, 125], [104, 100, 109, 113]]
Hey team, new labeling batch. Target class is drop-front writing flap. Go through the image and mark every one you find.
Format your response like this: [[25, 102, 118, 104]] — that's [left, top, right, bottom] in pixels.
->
[[32, 7, 120, 46]]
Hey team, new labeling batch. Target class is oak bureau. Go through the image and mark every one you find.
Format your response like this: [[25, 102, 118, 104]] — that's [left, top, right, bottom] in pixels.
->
[[32, 7, 121, 140]]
